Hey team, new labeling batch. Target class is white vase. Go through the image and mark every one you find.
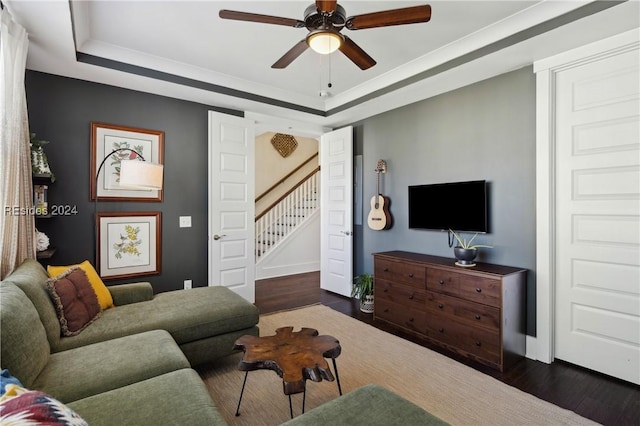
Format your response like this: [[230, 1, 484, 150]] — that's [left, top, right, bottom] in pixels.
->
[[360, 295, 374, 313]]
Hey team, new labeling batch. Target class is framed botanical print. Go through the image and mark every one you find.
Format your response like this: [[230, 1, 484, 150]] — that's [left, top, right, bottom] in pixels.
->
[[90, 122, 164, 201], [97, 212, 161, 279]]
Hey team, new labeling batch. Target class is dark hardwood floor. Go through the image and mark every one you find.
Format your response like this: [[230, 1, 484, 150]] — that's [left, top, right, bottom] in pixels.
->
[[256, 272, 640, 426]]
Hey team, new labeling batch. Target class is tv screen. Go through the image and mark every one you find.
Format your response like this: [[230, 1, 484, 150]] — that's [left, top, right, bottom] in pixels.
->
[[408, 180, 488, 233]]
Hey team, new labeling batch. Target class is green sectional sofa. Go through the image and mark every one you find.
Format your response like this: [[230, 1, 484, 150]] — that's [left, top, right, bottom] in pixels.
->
[[1, 259, 447, 425], [0, 259, 257, 424]]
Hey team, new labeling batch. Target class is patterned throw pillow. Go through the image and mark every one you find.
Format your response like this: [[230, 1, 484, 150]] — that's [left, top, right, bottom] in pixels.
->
[[0, 370, 23, 397], [0, 386, 88, 425], [46, 267, 102, 336]]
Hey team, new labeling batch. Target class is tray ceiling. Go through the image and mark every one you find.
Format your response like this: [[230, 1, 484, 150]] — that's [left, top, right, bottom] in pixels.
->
[[6, 1, 639, 130]]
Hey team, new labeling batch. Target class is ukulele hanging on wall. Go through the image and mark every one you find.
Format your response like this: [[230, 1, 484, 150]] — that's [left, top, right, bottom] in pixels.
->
[[367, 160, 392, 230]]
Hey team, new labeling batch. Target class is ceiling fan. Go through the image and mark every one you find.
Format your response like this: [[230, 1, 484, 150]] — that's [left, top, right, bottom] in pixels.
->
[[219, 1, 432, 70]]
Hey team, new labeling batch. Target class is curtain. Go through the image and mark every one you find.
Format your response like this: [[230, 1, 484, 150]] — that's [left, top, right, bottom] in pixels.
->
[[0, 6, 34, 279]]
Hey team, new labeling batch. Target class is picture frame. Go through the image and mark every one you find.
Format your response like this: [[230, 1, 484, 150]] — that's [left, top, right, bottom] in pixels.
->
[[90, 122, 164, 201], [96, 212, 161, 280]]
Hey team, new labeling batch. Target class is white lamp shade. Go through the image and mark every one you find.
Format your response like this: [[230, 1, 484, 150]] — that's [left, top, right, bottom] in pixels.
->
[[307, 31, 342, 54], [119, 161, 164, 190]]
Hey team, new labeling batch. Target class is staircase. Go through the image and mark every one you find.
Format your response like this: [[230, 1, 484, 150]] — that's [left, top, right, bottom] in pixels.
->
[[255, 169, 320, 260]]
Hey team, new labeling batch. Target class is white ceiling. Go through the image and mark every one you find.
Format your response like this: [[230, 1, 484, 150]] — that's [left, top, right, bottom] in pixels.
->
[[6, 1, 640, 134]]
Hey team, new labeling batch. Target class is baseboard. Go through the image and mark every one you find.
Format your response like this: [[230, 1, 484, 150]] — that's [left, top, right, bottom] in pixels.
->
[[525, 335, 537, 360], [256, 262, 320, 280]]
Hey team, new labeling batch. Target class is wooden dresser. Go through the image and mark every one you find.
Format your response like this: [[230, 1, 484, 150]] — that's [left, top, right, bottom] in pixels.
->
[[373, 250, 526, 371]]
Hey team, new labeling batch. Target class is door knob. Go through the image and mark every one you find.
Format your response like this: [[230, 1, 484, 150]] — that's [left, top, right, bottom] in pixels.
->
[[340, 231, 352, 236], [213, 234, 226, 240]]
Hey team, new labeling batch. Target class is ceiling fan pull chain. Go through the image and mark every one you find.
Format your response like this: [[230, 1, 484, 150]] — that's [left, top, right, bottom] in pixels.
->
[[328, 53, 332, 89]]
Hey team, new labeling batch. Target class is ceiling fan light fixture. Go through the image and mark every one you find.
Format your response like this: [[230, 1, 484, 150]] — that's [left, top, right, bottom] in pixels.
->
[[307, 30, 343, 54]]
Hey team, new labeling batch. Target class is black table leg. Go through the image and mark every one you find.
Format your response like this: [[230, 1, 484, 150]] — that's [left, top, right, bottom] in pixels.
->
[[302, 389, 306, 414], [235, 371, 248, 416], [289, 394, 294, 419], [332, 358, 343, 396]]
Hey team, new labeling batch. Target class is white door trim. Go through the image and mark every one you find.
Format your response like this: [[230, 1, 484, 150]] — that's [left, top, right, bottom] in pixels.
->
[[534, 28, 640, 363]]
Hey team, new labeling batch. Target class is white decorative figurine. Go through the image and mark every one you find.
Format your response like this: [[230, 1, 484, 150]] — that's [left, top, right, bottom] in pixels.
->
[[35, 229, 50, 252]]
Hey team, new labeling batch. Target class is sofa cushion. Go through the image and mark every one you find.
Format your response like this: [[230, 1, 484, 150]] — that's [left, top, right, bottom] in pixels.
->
[[0, 282, 50, 388], [282, 384, 450, 426], [52, 286, 259, 353], [0, 386, 88, 425], [5, 259, 61, 349], [46, 267, 102, 336], [48, 261, 114, 310], [31, 330, 189, 403], [68, 369, 227, 426]]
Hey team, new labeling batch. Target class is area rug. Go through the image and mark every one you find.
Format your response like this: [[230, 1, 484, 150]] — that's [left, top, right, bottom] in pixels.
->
[[199, 305, 598, 426]]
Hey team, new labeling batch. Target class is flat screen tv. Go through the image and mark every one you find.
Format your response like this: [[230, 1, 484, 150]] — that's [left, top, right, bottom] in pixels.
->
[[408, 180, 488, 233]]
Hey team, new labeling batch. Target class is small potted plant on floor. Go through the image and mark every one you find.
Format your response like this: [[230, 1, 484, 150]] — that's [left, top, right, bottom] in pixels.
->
[[352, 273, 374, 313], [450, 229, 492, 266]]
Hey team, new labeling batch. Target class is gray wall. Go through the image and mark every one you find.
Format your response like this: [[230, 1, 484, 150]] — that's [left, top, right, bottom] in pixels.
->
[[26, 71, 240, 293], [353, 67, 537, 334]]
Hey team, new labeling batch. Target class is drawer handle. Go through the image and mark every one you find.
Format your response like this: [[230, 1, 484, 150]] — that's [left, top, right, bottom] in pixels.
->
[[409, 293, 415, 300], [475, 314, 481, 320], [438, 327, 444, 333], [476, 287, 482, 293], [408, 273, 414, 278], [384, 268, 389, 272], [438, 303, 444, 309], [383, 288, 389, 293], [409, 318, 414, 322], [384, 308, 389, 313], [439, 280, 445, 285], [475, 341, 482, 347]]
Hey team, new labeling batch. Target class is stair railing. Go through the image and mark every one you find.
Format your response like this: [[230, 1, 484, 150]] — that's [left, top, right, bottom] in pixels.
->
[[255, 168, 320, 260]]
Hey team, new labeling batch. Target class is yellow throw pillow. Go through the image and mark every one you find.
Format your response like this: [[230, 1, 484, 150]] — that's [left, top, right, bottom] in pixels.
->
[[47, 261, 114, 309]]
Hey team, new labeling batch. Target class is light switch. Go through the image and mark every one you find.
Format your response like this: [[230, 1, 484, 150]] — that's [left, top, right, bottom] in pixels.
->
[[179, 216, 192, 228]]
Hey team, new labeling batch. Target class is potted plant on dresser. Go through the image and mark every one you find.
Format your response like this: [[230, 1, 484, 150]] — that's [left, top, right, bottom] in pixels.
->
[[352, 273, 374, 313], [450, 229, 492, 267]]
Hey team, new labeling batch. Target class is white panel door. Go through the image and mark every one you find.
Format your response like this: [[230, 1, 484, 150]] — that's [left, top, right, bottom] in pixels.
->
[[555, 47, 640, 384], [208, 112, 255, 303], [320, 126, 353, 297]]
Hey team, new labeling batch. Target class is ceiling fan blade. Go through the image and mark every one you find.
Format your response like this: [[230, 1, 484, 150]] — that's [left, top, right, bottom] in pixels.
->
[[219, 10, 305, 28], [316, 1, 337, 14], [345, 5, 431, 30], [272, 40, 309, 69], [339, 36, 376, 70]]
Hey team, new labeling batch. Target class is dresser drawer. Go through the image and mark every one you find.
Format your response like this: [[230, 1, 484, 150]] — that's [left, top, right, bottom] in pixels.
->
[[375, 259, 425, 288], [377, 280, 426, 311], [375, 298, 427, 334], [426, 291, 500, 330], [426, 268, 460, 295], [426, 313, 501, 364], [458, 275, 501, 307]]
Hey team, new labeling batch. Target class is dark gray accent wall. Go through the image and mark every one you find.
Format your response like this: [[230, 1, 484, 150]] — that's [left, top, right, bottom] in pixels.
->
[[353, 67, 537, 335], [26, 70, 240, 293]]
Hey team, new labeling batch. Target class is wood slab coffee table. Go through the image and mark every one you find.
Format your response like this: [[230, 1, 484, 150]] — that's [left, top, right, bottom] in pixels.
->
[[233, 326, 342, 418]]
